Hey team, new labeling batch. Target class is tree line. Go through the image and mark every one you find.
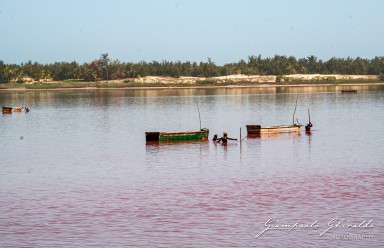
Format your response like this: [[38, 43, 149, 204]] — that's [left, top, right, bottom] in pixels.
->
[[1, 54, 384, 83]]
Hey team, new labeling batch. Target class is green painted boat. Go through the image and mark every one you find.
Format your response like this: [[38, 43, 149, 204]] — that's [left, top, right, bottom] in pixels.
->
[[146, 128, 209, 142]]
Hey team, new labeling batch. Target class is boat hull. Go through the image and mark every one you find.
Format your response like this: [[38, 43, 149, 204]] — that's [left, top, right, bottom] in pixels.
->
[[2, 106, 29, 114], [246, 125, 301, 137], [146, 129, 209, 142]]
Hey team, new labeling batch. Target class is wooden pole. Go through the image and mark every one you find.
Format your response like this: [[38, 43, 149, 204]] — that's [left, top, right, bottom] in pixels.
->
[[197, 101, 202, 130], [293, 92, 299, 125], [240, 127, 242, 153]]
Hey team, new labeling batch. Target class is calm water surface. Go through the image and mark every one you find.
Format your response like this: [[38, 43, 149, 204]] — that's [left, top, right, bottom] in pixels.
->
[[1, 85, 384, 247]]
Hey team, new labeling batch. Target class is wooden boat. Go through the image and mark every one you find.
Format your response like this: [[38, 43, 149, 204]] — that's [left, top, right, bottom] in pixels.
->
[[246, 124, 302, 137], [246, 132, 301, 138], [341, 90, 357, 93], [146, 128, 209, 142], [2, 106, 30, 114]]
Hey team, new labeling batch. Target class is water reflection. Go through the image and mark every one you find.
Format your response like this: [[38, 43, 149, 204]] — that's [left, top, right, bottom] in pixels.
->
[[2, 84, 384, 107]]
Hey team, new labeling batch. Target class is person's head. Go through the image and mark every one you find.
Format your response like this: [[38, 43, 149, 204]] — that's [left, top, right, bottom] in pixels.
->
[[213, 134, 218, 138], [223, 132, 227, 137]]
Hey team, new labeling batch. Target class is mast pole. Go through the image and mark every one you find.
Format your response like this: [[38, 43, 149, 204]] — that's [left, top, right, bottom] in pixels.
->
[[197, 101, 202, 130], [292, 92, 299, 125]]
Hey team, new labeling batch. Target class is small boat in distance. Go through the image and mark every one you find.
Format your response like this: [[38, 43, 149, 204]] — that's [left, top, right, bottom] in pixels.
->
[[246, 124, 302, 137], [2, 106, 30, 114], [341, 90, 357, 93], [146, 128, 209, 142]]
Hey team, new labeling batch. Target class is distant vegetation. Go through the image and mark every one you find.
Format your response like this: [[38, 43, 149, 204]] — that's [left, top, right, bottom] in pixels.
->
[[1, 54, 384, 83]]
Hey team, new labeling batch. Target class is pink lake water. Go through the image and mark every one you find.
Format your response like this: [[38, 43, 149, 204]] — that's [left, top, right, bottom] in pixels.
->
[[1, 85, 383, 247]]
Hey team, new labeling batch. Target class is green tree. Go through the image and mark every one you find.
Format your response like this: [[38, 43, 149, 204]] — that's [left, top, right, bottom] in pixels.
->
[[99, 53, 111, 80], [2, 64, 23, 83], [307, 55, 319, 73], [22, 61, 46, 81], [0, 60, 5, 82], [379, 73, 384, 81], [49, 61, 78, 80]]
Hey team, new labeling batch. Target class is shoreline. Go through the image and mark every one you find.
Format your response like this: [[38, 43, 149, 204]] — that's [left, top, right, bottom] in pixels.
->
[[1, 82, 384, 91], [0, 74, 383, 91]]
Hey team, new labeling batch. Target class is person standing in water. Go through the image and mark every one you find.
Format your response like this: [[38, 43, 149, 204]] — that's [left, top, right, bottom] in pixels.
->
[[216, 132, 237, 143], [305, 121, 313, 133]]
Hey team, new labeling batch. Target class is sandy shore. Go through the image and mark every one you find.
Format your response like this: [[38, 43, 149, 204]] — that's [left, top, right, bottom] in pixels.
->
[[0, 74, 381, 90], [129, 74, 378, 84], [2, 82, 384, 91]]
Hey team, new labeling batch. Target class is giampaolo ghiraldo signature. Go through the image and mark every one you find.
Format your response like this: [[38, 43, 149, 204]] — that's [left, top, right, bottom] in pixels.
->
[[255, 217, 374, 238]]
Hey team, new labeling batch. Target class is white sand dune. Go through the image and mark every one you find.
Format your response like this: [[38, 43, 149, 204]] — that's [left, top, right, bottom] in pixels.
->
[[131, 74, 378, 84]]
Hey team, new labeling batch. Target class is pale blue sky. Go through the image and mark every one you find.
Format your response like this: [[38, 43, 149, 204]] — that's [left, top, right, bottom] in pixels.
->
[[0, 0, 383, 65]]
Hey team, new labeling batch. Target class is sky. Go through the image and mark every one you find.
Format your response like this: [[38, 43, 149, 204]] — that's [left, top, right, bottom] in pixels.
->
[[0, 0, 383, 65]]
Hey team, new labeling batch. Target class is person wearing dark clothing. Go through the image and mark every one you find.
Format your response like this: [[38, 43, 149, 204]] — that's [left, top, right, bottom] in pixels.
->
[[212, 134, 219, 142], [305, 121, 313, 132], [216, 132, 237, 143]]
